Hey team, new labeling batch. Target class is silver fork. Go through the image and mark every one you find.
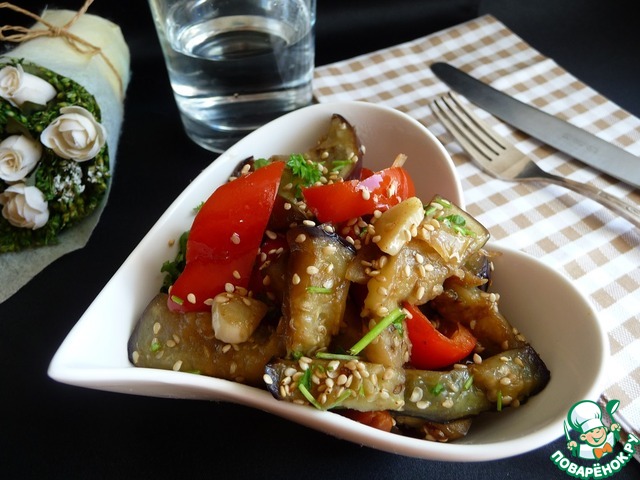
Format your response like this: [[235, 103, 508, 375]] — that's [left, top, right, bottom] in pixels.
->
[[431, 92, 640, 227]]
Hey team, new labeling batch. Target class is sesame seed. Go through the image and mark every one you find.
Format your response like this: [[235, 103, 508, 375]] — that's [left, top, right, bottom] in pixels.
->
[[441, 398, 454, 408], [327, 360, 340, 372], [306, 265, 320, 275], [232, 270, 241, 280], [265, 230, 277, 240], [231, 233, 241, 244], [263, 374, 273, 385], [187, 293, 196, 304], [410, 387, 424, 403], [302, 219, 316, 226], [225, 283, 235, 293], [172, 360, 183, 371], [295, 234, 306, 243], [416, 400, 431, 410], [500, 377, 512, 386], [292, 273, 301, 285], [153, 322, 161, 335]]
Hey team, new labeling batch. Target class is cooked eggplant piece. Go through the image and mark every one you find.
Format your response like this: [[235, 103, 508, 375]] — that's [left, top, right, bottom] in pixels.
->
[[361, 240, 450, 369], [419, 195, 490, 266], [363, 240, 451, 318], [429, 276, 528, 356], [274, 113, 364, 207], [402, 366, 492, 422], [304, 113, 364, 181], [128, 293, 285, 386], [393, 415, 473, 442], [401, 346, 550, 422], [283, 225, 356, 356], [264, 357, 405, 411], [469, 346, 550, 407]]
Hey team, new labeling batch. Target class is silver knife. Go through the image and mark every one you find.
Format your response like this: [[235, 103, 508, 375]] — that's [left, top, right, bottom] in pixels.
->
[[431, 62, 640, 189]]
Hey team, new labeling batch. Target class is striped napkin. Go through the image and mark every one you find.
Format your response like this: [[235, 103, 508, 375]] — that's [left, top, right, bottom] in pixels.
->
[[313, 14, 640, 445]]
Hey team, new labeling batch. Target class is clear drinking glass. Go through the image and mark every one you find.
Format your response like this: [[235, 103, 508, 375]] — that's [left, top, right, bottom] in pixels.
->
[[148, 0, 316, 153]]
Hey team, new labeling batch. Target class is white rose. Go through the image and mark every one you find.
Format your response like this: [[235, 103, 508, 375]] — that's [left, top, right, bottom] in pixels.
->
[[0, 135, 43, 183], [0, 64, 57, 108], [0, 183, 49, 230], [40, 106, 107, 162]]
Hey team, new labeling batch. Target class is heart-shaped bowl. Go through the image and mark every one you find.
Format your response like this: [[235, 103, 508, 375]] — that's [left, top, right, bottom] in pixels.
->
[[48, 101, 607, 461]]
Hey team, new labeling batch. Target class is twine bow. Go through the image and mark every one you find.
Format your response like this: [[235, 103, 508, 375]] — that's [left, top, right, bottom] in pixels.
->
[[0, 0, 123, 97]]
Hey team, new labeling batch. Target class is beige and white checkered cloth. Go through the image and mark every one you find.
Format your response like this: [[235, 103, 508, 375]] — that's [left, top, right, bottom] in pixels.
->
[[313, 15, 640, 442]]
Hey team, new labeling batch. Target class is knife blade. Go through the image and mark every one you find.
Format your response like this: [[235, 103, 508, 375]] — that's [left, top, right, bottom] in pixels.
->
[[431, 62, 640, 189]]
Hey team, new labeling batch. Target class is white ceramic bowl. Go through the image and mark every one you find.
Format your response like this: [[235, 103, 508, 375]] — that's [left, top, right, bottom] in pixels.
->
[[48, 101, 607, 461]]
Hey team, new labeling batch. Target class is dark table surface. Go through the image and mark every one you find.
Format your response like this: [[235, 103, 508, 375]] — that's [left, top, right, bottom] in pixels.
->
[[2, 1, 639, 478]]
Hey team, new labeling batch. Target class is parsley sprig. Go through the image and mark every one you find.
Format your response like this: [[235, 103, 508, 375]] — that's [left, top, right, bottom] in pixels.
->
[[287, 153, 322, 187]]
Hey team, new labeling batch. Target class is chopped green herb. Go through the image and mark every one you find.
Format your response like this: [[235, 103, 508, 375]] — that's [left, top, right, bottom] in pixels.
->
[[298, 367, 312, 391], [253, 158, 270, 169], [496, 390, 503, 411], [287, 153, 322, 187], [306, 286, 333, 294], [315, 352, 359, 361], [434, 197, 452, 208], [431, 382, 444, 395], [424, 204, 437, 216], [349, 308, 406, 356], [161, 230, 189, 292], [437, 214, 476, 236], [463, 375, 474, 390], [150, 340, 161, 352], [170, 294, 184, 306], [193, 202, 205, 213], [324, 389, 353, 410], [329, 159, 354, 173], [298, 383, 323, 409]]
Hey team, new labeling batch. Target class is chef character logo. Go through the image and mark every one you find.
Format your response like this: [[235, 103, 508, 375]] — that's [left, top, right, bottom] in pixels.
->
[[565, 399, 621, 460]]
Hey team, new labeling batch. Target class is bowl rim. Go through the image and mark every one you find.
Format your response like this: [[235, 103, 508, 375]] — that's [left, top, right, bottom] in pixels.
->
[[47, 101, 608, 462]]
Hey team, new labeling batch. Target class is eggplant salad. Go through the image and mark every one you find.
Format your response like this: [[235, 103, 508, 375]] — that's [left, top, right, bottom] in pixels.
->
[[128, 114, 550, 443]]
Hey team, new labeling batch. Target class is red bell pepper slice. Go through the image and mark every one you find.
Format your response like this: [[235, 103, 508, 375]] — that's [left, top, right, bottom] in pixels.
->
[[403, 302, 477, 370], [302, 166, 415, 224], [167, 161, 285, 312]]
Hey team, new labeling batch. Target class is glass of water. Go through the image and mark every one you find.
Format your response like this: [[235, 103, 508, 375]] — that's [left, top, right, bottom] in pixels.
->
[[148, 0, 316, 153]]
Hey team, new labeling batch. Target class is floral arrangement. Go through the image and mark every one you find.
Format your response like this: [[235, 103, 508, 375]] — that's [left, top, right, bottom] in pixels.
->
[[0, 59, 110, 253]]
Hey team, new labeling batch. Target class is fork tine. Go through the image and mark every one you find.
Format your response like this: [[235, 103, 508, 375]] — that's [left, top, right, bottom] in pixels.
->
[[431, 92, 506, 163]]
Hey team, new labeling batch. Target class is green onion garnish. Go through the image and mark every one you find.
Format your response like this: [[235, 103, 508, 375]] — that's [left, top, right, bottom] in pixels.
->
[[431, 383, 445, 395], [298, 383, 323, 410], [306, 286, 333, 294], [324, 389, 353, 410], [348, 308, 406, 356], [315, 352, 359, 361]]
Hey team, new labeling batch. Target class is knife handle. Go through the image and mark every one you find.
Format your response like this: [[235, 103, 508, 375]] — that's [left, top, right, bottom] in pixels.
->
[[541, 173, 640, 228]]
